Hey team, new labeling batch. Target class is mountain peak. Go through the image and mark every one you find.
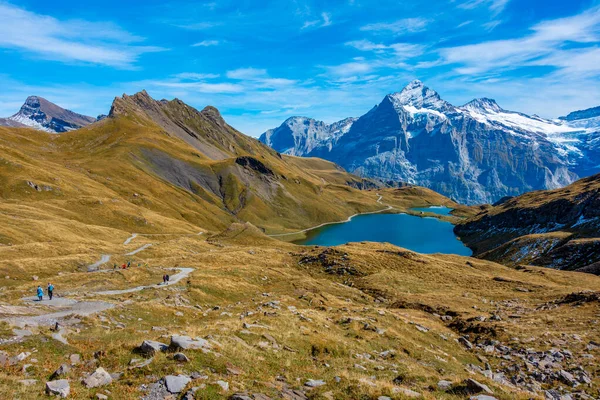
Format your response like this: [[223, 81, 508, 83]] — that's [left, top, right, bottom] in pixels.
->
[[463, 98, 503, 113], [386, 80, 451, 112], [3, 95, 95, 133]]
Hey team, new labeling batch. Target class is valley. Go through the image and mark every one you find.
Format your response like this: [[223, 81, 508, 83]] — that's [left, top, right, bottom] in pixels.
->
[[0, 91, 598, 400]]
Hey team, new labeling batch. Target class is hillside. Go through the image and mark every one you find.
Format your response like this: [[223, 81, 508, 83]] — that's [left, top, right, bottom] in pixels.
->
[[454, 174, 600, 273], [1, 91, 599, 400], [260, 80, 600, 205]]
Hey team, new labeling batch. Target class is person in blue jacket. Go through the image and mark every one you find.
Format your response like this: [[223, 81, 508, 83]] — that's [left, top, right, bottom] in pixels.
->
[[47, 283, 54, 300], [36, 285, 43, 301]]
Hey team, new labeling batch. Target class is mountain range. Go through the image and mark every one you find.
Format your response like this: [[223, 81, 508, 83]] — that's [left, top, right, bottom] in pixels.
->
[[260, 80, 600, 204]]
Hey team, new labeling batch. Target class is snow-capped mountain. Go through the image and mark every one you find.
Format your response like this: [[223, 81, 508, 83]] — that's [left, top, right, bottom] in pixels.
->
[[260, 116, 356, 156], [0, 96, 96, 133], [261, 80, 599, 204]]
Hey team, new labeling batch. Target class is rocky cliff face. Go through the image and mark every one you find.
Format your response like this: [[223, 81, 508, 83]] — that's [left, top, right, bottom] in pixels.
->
[[454, 173, 600, 273], [0, 96, 96, 133], [261, 80, 599, 205]]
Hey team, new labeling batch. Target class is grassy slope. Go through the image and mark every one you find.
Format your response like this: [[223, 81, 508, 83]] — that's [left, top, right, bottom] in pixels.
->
[[1, 228, 599, 399]]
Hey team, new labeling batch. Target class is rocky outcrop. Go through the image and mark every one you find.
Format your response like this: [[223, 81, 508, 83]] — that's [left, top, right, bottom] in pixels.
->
[[455, 173, 600, 273]]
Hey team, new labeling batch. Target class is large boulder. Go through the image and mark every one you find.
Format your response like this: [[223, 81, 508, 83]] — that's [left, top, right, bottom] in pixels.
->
[[169, 335, 212, 351], [45, 379, 70, 398], [139, 340, 168, 356], [164, 374, 191, 394], [83, 367, 113, 388]]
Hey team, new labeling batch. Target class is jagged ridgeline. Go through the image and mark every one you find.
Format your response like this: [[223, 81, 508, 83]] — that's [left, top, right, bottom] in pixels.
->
[[260, 80, 600, 205], [0, 91, 384, 245]]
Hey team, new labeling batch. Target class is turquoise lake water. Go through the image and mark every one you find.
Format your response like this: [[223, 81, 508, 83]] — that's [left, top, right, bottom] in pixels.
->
[[295, 207, 472, 256], [411, 206, 454, 216]]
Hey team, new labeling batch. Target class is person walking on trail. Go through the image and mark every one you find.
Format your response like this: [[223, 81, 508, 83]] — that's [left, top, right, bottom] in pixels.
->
[[47, 283, 54, 300], [162, 274, 167, 285], [166, 274, 170, 283], [36, 285, 43, 301]]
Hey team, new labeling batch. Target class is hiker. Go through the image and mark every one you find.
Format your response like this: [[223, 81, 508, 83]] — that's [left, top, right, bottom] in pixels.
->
[[47, 282, 54, 300], [36, 285, 43, 301], [122, 263, 127, 269], [162, 274, 167, 285], [127, 260, 131, 268], [166, 274, 170, 283]]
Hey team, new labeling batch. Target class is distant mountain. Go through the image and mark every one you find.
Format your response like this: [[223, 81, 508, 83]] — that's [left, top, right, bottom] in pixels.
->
[[261, 80, 600, 204], [260, 116, 356, 156], [455, 173, 600, 274], [0, 96, 96, 133]]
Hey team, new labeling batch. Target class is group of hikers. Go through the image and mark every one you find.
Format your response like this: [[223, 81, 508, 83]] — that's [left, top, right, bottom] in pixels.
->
[[35, 283, 54, 301], [162, 274, 170, 285]]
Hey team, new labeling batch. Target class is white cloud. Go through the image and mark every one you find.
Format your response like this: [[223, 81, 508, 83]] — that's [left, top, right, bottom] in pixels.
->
[[226, 68, 268, 80], [346, 40, 424, 57], [192, 40, 220, 47], [302, 12, 333, 29], [458, 0, 509, 15], [326, 62, 374, 77], [173, 72, 220, 80], [360, 18, 429, 35], [439, 6, 600, 76], [0, 3, 164, 68]]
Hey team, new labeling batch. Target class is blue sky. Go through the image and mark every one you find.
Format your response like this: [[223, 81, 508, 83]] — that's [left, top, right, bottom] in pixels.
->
[[1, 0, 599, 136]]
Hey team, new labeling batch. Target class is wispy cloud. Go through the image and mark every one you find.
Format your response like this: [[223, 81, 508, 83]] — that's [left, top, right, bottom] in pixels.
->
[[0, 3, 164, 68], [173, 72, 220, 80], [174, 22, 219, 30], [360, 18, 429, 35], [302, 12, 333, 29], [192, 40, 220, 47], [457, 0, 510, 16], [226, 68, 268, 80], [439, 6, 600, 76]]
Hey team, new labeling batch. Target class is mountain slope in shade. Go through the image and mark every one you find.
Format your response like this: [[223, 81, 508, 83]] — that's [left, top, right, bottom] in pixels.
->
[[455, 173, 600, 273], [261, 80, 599, 205], [0, 96, 96, 133]]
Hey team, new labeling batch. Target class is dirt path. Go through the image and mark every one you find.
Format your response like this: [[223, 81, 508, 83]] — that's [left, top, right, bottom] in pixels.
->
[[2, 267, 194, 329]]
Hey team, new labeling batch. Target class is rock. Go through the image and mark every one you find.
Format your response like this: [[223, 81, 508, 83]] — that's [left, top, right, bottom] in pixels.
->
[[128, 358, 153, 369], [170, 335, 211, 351], [470, 396, 498, 400], [231, 394, 253, 400], [281, 389, 308, 400], [558, 370, 577, 386], [305, 379, 326, 388], [173, 352, 190, 362], [216, 380, 229, 391], [96, 394, 108, 400], [465, 379, 493, 395], [139, 340, 168, 356], [378, 397, 392, 400], [50, 364, 71, 380], [69, 354, 81, 365], [392, 387, 422, 398], [18, 379, 37, 386], [437, 380, 453, 390], [46, 379, 70, 398], [165, 374, 191, 394], [83, 367, 113, 388], [459, 337, 474, 350]]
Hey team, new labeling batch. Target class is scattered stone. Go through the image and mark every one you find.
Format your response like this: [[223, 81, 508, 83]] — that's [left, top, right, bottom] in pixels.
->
[[459, 337, 474, 350], [378, 397, 392, 400], [174, 353, 190, 363], [231, 394, 253, 400], [19, 379, 37, 386], [216, 380, 229, 391], [464, 379, 493, 395], [46, 379, 70, 398], [305, 379, 326, 388], [281, 389, 308, 400], [437, 380, 453, 390], [139, 340, 168, 356], [50, 364, 71, 380], [392, 387, 422, 398], [96, 394, 108, 400], [470, 396, 498, 400], [83, 367, 113, 388], [165, 374, 191, 394], [170, 335, 211, 351], [69, 354, 81, 365]]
